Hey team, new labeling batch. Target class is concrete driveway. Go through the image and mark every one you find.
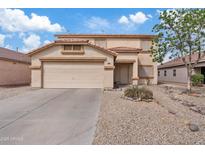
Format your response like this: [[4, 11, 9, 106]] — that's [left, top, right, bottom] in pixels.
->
[[0, 88, 102, 145]]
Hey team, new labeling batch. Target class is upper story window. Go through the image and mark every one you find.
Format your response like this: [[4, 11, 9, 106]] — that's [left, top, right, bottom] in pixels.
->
[[164, 70, 167, 76], [64, 45, 72, 50], [158, 70, 160, 76], [62, 45, 84, 55], [64, 45, 82, 51], [73, 45, 82, 50], [173, 69, 176, 77]]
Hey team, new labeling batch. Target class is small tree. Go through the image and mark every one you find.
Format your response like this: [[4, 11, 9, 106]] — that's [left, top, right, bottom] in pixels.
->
[[151, 9, 205, 92]]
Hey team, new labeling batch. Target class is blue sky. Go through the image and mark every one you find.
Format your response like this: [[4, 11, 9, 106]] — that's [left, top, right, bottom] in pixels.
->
[[0, 8, 165, 53]]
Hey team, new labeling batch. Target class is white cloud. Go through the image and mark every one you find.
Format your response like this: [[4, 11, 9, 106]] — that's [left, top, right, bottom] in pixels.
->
[[43, 40, 51, 45], [86, 17, 109, 31], [0, 8, 64, 33], [118, 12, 152, 26], [19, 32, 26, 39], [147, 14, 153, 18], [129, 12, 149, 24], [0, 34, 5, 46], [118, 16, 129, 24], [23, 34, 41, 52], [4, 44, 13, 50]]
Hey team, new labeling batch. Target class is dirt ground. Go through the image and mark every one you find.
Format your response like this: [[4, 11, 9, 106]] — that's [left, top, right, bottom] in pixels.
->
[[93, 85, 205, 144]]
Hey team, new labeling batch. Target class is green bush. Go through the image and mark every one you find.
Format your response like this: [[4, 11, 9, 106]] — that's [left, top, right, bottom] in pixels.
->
[[124, 86, 153, 100], [191, 73, 204, 86]]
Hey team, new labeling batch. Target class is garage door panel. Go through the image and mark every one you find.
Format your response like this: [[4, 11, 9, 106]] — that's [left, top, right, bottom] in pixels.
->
[[43, 62, 104, 88]]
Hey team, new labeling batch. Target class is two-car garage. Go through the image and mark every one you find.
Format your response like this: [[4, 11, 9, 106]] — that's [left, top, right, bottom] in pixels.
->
[[28, 41, 116, 89], [41, 58, 105, 88]]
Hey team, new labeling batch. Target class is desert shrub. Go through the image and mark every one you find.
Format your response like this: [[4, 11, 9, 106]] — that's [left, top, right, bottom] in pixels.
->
[[124, 86, 139, 99], [191, 73, 204, 86], [138, 87, 153, 100], [124, 86, 153, 100]]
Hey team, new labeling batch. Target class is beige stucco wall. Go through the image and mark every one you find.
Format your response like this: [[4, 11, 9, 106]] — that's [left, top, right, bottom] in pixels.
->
[[104, 69, 114, 88], [31, 37, 156, 88], [116, 52, 138, 61], [30, 45, 114, 88], [140, 40, 152, 51], [138, 53, 157, 84], [31, 45, 114, 66], [0, 59, 31, 86], [106, 38, 141, 48], [58, 38, 152, 51], [31, 69, 41, 87], [158, 66, 188, 83], [114, 52, 157, 85]]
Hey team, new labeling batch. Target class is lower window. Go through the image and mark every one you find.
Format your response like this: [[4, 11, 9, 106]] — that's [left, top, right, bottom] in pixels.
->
[[138, 65, 154, 78]]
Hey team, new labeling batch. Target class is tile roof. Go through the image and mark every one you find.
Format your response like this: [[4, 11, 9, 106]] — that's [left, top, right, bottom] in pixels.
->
[[158, 52, 205, 69], [55, 34, 156, 39], [0, 47, 31, 64], [87, 43, 117, 56], [108, 47, 142, 53], [27, 40, 117, 56], [54, 39, 89, 44]]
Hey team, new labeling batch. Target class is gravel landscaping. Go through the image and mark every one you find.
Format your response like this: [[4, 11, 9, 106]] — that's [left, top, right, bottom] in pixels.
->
[[93, 85, 205, 144], [0, 86, 36, 100]]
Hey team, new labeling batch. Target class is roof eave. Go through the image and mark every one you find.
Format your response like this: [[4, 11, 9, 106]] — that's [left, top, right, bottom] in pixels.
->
[[55, 34, 156, 39], [26, 42, 117, 57]]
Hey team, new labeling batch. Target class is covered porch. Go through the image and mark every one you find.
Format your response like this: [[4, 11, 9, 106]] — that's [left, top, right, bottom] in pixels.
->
[[114, 59, 138, 87]]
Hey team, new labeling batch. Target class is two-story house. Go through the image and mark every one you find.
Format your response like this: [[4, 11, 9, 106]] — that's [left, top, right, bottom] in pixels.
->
[[27, 34, 157, 88]]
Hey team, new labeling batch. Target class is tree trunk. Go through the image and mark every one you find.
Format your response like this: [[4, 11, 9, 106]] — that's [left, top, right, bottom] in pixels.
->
[[187, 65, 192, 93], [187, 73, 191, 93]]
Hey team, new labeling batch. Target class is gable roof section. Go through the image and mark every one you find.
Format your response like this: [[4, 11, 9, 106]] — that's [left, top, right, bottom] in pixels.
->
[[55, 34, 156, 39], [87, 43, 117, 56], [108, 47, 142, 53], [158, 52, 205, 69], [0, 47, 30, 64], [27, 40, 117, 57]]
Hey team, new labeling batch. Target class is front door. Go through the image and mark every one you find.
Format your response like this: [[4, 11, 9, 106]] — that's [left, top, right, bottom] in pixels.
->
[[120, 64, 129, 84]]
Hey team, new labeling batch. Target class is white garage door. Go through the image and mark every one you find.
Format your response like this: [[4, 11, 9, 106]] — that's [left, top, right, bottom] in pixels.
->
[[43, 61, 104, 88]]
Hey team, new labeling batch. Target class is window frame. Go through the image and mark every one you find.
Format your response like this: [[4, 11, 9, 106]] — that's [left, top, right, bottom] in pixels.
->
[[164, 70, 167, 76], [64, 45, 83, 51], [73, 45, 82, 51], [62, 45, 84, 55], [173, 69, 176, 77], [64, 45, 73, 50]]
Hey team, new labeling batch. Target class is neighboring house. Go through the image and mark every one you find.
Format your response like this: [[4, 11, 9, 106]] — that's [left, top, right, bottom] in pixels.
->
[[0, 47, 31, 86], [27, 34, 157, 89], [158, 52, 205, 84]]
